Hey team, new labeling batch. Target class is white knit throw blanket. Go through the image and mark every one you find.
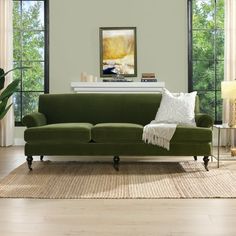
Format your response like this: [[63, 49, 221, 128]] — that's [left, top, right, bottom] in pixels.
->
[[142, 122, 177, 150]]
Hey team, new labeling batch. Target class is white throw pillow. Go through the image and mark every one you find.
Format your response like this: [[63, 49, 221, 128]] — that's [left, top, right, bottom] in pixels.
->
[[153, 89, 197, 126]]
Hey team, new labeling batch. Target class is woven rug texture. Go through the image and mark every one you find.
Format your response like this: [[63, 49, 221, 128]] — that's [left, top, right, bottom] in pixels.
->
[[0, 161, 236, 199]]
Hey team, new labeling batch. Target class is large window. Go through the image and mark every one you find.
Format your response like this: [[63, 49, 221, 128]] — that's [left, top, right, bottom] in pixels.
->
[[188, 0, 224, 123], [13, 0, 49, 125]]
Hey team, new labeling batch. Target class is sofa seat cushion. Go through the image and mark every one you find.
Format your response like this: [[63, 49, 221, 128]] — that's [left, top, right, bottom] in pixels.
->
[[92, 123, 143, 143], [24, 123, 93, 143], [92, 123, 212, 144], [171, 126, 212, 143]]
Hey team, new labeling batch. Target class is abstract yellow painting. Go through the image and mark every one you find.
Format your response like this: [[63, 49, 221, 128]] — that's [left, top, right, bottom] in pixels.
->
[[100, 27, 137, 77]]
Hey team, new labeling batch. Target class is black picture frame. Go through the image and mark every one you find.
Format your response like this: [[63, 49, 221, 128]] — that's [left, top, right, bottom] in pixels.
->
[[99, 27, 137, 77]]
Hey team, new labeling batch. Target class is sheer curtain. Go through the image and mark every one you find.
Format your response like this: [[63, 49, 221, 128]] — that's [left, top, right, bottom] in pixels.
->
[[0, 0, 14, 146]]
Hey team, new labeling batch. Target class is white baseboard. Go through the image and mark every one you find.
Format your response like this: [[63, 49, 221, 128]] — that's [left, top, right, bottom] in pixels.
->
[[14, 138, 25, 146]]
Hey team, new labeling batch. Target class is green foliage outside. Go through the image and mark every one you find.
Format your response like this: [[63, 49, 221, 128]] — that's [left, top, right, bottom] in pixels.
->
[[13, 1, 45, 122], [192, 0, 224, 122]]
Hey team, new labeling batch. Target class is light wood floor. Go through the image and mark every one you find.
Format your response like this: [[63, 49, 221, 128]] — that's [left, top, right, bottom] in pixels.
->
[[1, 146, 236, 236]]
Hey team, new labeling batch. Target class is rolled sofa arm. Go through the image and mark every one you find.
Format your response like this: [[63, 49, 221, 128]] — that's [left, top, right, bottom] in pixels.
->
[[195, 113, 214, 128], [22, 112, 47, 128]]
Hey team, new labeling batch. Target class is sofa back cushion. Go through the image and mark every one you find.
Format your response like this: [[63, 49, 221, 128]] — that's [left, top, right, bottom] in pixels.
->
[[39, 93, 200, 126]]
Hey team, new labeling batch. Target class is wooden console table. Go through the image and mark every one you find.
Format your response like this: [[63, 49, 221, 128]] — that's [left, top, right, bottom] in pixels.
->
[[71, 82, 165, 93]]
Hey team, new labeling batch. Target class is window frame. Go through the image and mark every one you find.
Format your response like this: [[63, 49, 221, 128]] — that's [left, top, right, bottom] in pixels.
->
[[187, 0, 224, 124], [13, 0, 49, 126]]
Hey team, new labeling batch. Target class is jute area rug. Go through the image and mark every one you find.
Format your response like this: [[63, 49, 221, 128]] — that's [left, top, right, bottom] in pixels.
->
[[0, 161, 236, 199]]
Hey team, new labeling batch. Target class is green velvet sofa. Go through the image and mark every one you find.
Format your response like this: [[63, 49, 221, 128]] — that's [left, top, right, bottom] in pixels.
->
[[23, 93, 213, 171]]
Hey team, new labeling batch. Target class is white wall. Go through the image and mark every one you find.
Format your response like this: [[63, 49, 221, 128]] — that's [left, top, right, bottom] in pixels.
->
[[15, 0, 188, 141]]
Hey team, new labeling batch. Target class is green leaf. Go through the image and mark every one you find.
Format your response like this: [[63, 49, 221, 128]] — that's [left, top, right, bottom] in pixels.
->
[[0, 98, 12, 120], [0, 103, 12, 120], [0, 67, 31, 80], [0, 98, 9, 114], [0, 66, 31, 91], [0, 79, 20, 101], [0, 68, 5, 90]]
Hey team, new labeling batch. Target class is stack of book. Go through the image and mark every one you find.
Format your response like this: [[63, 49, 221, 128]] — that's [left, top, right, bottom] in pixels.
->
[[141, 73, 157, 82]]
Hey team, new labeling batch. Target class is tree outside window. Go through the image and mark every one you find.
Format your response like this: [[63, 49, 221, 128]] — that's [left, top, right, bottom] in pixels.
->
[[188, 0, 224, 122], [13, 0, 49, 125]]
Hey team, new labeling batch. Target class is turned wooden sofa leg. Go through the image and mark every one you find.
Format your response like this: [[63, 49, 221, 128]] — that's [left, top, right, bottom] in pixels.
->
[[40, 155, 44, 161], [203, 156, 209, 171], [194, 156, 197, 161], [113, 156, 120, 171], [26, 156, 33, 171]]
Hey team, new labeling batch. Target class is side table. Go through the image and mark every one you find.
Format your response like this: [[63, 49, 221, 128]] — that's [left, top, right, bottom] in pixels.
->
[[213, 124, 236, 168]]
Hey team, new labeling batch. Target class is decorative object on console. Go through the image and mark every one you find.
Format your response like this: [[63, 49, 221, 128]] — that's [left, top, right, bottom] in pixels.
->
[[141, 73, 157, 82], [80, 72, 87, 82], [221, 80, 236, 127], [80, 72, 97, 82], [99, 27, 137, 77]]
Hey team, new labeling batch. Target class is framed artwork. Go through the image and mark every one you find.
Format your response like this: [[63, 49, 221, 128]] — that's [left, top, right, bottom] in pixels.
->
[[99, 27, 137, 77]]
